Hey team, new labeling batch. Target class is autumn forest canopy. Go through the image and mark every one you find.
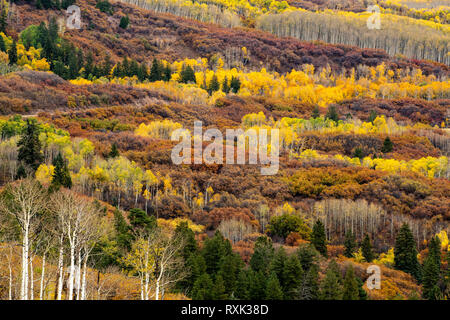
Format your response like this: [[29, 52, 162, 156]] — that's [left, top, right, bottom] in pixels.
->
[[0, 0, 448, 303]]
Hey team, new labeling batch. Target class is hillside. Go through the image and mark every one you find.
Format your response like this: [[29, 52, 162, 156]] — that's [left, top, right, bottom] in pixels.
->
[[0, 0, 448, 303]]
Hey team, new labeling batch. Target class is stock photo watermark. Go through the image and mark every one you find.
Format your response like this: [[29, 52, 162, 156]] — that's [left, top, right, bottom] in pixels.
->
[[171, 121, 280, 175], [367, 5, 381, 30]]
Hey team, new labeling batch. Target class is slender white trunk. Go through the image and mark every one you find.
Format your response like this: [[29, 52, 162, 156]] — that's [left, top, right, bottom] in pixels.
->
[[8, 257, 12, 300], [140, 276, 144, 300], [76, 249, 81, 300], [57, 236, 64, 300], [21, 224, 29, 300], [144, 272, 149, 300], [81, 253, 88, 300], [29, 256, 34, 300], [68, 240, 76, 300], [39, 253, 46, 300]]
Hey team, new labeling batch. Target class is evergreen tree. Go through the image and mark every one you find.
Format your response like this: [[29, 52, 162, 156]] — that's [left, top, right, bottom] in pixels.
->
[[282, 255, 303, 299], [344, 231, 356, 258], [84, 51, 94, 78], [202, 231, 232, 276], [217, 253, 242, 296], [320, 261, 342, 300], [50, 152, 72, 191], [297, 264, 319, 300], [108, 143, 120, 158], [342, 265, 359, 300], [311, 105, 320, 118], [113, 209, 132, 251], [353, 147, 364, 159], [265, 273, 283, 300], [230, 76, 241, 93], [119, 15, 130, 29], [149, 58, 162, 82], [361, 234, 374, 262], [311, 219, 327, 257], [422, 236, 441, 300], [212, 275, 227, 300], [269, 247, 287, 286], [381, 136, 393, 153], [250, 236, 274, 274], [248, 270, 267, 300], [207, 74, 220, 95], [297, 244, 318, 272], [191, 273, 213, 300], [0, 35, 5, 52], [394, 223, 421, 281], [17, 119, 43, 172], [8, 40, 17, 65], [180, 64, 196, 83], [222, 76, 230, 94], [234, 269, 250, 299], [325, 105, 339, 122], [162, 63, 172, 81], [368, 110, 377, 123], [128, 208, 156, 236], [0, 9, 7, 34]]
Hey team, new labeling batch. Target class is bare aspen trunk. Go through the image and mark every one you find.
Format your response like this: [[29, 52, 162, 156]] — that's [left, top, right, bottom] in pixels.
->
[[21, 225, 29, 300], [29, 256, 34, 300], [81, 253, 88, 300], [68, 241, 76, 300], [39, 253, 46, 300], [57, 237, 64, 300], [76, 249, 82, 300]]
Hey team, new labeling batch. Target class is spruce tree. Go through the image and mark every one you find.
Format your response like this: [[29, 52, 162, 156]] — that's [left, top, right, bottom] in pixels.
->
[[230, 76, 241, 93], [212, 275, 227, 300], [422, 236, 441, 300], [297, 264, 320, 300], [250, 236, 274, 274], [282, 255, 303, 299], [381, 136, 393, 153], [0, 35, 5, 52], [50, 152, 72, 191], [17, 119, 43, 172], [109, 143, 120, 158], [325, 105, 339, 122], [180, 64, 195, 83], [207, 75, 220, 95], [222, 76, 230, 94], [361, 234, 374, 262], [191, 273, 213, 300], [342, 264, 359, 300], [119, 15, 130, 29], [8, 40, 17, 65], [235, 269, 250, 299], [269, 247, 287, 286], [311, 105, 320, 118], [320, 262, 342, 300], [265, 273, 283, 300], [163, 63, 172, 81], [394, 223, 421, 281], [344, 231, 356, 258], [311, 219, 327, 257], [248, 270, 266, 300], [0, 9, 6, 34]]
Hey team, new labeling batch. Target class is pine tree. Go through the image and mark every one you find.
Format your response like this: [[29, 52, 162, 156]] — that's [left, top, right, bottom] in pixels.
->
[[311, 105, 320, 118], [381, 136, 393, 153], [325, 105, 339, 122], [222, 76, 230, 94], [180, 64, 196, 83], [163, 63, 172, 81], [344, 231, 356, 258], [207, 75, 220, 95], [320, 261, 342, 300], [368, 110, 377, 123], [311, 220, 327, 257], [191, 273, 213, 300], [297, 244, 318, 272], [235, 269, 250, 299], [353, 147, 364, 159], [149, 58, 162, 82], [282, 255, 303, 299], [109, 143, 120, 158], [17, 119, 43, 172], [265, 273, 283, 300], [342, 265, 359, 300], [297, 264, 319, 300], [422, 236, 441, 300], [212, 275, 227, 300], [361, 234, 374, 262], [50, 152, 72, 191], [0, 9, 7, 34], [119, 15, 130, 29], [394, 223, 421, 281], [248, 270, 266, 300], [230, 76, 241, 93], [250, 236, 274, 274], [269, 247, 287, 286], [357, 277, 368, 300], [0, 35, 5, 52], [8, 40, 17, 65]]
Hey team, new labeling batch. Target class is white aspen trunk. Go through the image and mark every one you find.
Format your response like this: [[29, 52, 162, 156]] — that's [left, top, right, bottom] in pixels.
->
[[8, 259, 12, 300], [68, 240, 76, 300], [144, 272, 149, 300], [76, 249, 81, 300], [39, 253, 46, 300], [21, 224, 29, 300], [29, 256, 34, 300], [140, 276, 144, 300], [57, 240, 64, 300], [81, 253, 88, 300]]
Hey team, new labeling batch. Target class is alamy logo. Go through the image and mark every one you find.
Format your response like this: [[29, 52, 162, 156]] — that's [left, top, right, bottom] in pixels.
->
[[66, 5, 81, 30], [366, 265, 381, 290], [171, 121, 280, 175], [367, 5, 381, 30]]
